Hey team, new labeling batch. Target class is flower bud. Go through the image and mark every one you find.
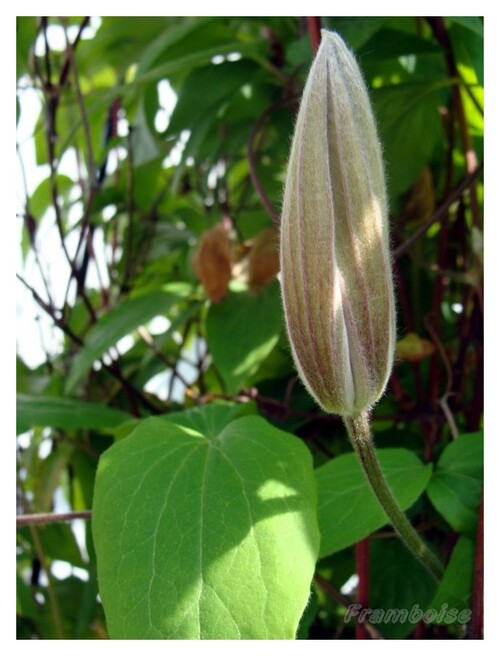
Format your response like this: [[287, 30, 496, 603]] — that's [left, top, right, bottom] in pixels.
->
[[280, 30, 396, 417]]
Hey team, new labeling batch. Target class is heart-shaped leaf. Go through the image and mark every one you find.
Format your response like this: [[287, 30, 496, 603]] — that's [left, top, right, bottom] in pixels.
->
[[316, 448, 432, 557], [92, 410, 319, 639], [426, 432, 483, 535]]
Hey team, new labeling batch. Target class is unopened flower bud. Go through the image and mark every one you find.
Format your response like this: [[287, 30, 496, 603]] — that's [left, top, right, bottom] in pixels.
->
[[280, 30, 396, 417]]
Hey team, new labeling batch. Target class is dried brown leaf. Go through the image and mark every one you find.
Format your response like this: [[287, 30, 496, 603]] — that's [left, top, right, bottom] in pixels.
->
[[248, 227, 280, 293], [193, 224, 232, 303]]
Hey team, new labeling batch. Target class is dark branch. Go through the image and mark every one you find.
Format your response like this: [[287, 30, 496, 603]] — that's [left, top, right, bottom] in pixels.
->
[[17, 511, 92, 527], [393, 162, 483, 259]]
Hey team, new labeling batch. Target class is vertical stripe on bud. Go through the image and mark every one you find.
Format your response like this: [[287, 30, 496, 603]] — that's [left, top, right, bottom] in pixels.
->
[[280, 30, 396, 417]]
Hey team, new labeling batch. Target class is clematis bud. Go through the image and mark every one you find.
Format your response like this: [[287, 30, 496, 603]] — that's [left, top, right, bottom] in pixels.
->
[[280, 30, 396, 417]]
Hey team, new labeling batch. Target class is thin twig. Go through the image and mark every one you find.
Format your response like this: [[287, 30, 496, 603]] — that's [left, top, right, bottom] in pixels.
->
[[424, 313, 459, 439], [62, 18, 102, 298], [247, 94, 299, 226], [167, 316, 196, 401], [314, 573, 384, 640], [38, 34, 97, 323], [122, 126, 136, 292], [16, 273, 160, 414], [17, 478, 65, 638], [137, 326, 193, 389], [426, 17, 482, 229], [393, 162, 483, 259], [58, 16, 90, 89], [16, 144, 55, 311], [17, 511, 92, 527], [64, 18, 96, 186]]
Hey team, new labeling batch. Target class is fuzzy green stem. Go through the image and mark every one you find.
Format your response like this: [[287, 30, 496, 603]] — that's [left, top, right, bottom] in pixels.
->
[[344, 411, 444, 582]]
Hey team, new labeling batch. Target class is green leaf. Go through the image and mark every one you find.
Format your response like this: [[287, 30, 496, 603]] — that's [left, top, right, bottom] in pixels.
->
[[92, 412, 319, 639], [134, 18, 238, 82], [166, 59, 258, 136], [450, 22, 484, 87], [134, 17, 216, 76], [33, 442, 74, 513], [66, 285, 190, 393], [426, 432, 483, 535], [20, 524, 85, 568], [206, 281, 283, 394], [127, 42, 257, 103], [16, 574, 40, 620], [430, 535, 475, 624], [360, 27, 441, 60], [77, 17, 174, 74], [368, 538, 437, 639], [372, 81, 449, 201], [16, 17, 37, 78], [296, 587, 318, 639], [448, 17, 483, 38], [130, 101, 160, 167], [316, 448, 432, 557], [164, 401, 257, 436], [17, 394, 132, 434], [332, 17, 389, 49], [29, 175, 74, 221]]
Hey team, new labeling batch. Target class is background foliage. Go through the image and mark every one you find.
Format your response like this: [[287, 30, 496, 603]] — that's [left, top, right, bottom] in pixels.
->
[[16, 16, 483, 639]]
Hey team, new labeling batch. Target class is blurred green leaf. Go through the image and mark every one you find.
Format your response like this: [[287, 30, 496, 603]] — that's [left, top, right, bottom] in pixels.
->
[[33, 442, 74, 513], [361, 27, 441, 60], [30, 175, 74, 221], [78, 17, 174, 74], [369, 539, 437, 639], [206, 281, 283, 394], [430, 535, 475, 623], [427, 432, 483, 535], [331, 17, 389, 49], [21, 523, 85, 568], [66, 285, 191, 392], [17, 394, 132, 434], [373, 81, 449, 201], [130, 102, 160, 167], [16, 574, 40, 620], [166, 59, 259, 136], [316, 448, 433, 557], [450, 22, 483, 87], [16, 17, 37, 78], [448, 17, 483, 37]]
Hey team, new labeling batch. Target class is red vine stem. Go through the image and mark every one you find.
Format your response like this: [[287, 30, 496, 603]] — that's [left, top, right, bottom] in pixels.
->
[[307, 17, 322, 54], [314, 573, 384, 639], [469, 491, 483, 638], [355, 539, 370, 639]]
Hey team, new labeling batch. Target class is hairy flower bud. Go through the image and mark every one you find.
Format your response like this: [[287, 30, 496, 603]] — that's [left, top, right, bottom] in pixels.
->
[[280, 30, 396, 417]]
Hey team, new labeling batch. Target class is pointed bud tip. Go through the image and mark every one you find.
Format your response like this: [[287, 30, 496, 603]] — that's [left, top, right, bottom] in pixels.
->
[[280, 26, 396, 417]]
